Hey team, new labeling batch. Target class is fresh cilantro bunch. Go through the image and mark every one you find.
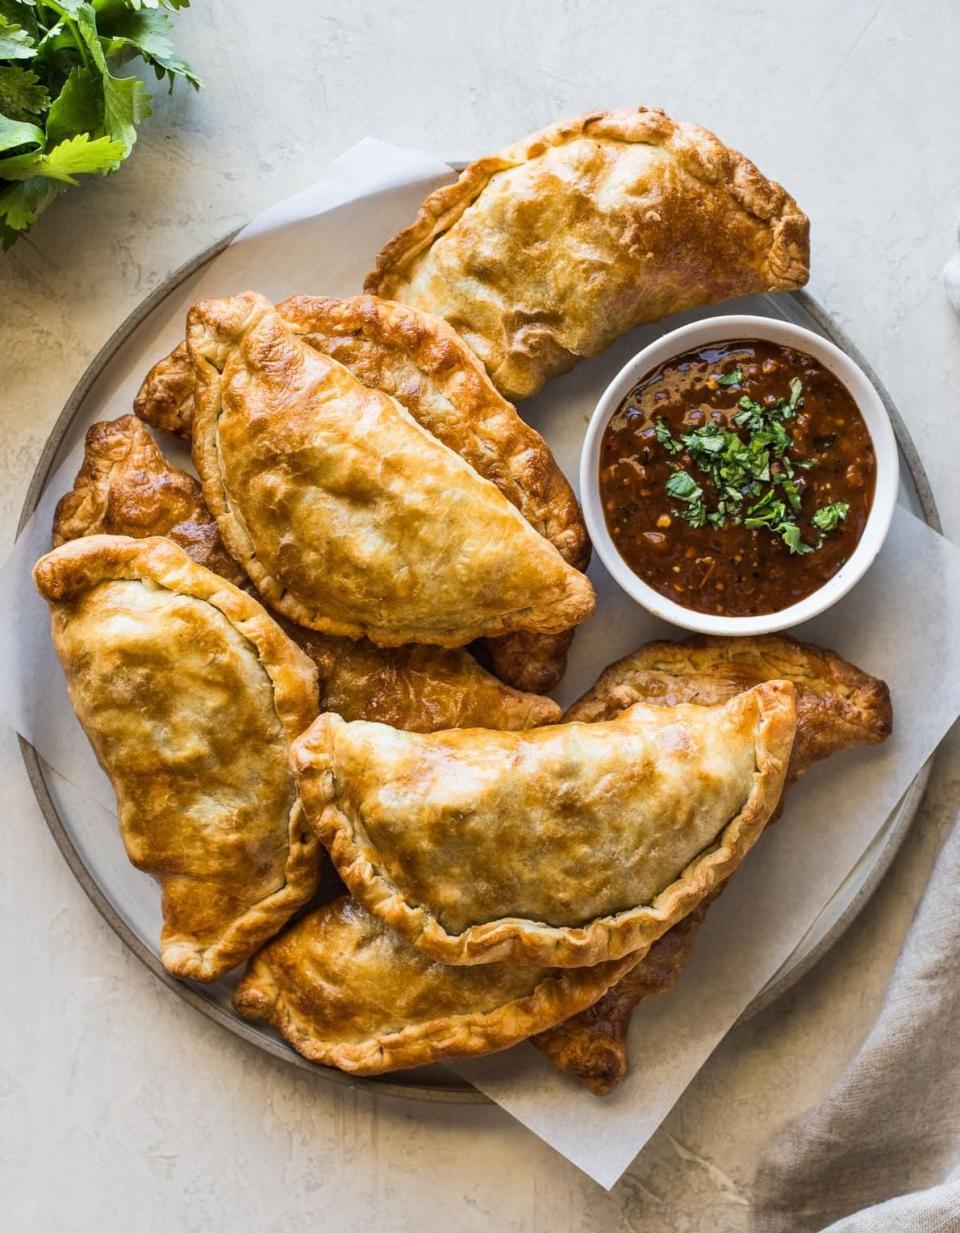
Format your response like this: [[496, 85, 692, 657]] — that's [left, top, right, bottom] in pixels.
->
[[656, 375, 849, 555], [0, 0, 199, 249]]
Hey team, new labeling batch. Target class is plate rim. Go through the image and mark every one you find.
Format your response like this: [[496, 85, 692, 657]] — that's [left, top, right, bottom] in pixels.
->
[[16, 223, 940, 1105]]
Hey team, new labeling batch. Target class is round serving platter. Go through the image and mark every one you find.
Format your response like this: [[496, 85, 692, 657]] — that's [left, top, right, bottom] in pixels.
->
[[18, 194, 940, 1105]]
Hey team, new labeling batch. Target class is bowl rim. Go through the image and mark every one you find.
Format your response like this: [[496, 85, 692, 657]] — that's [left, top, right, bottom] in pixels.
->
[[579, 313, 901, 636]]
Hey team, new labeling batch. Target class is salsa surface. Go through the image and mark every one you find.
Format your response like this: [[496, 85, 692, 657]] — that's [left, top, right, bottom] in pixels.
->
[[599, 340, 876, 617]]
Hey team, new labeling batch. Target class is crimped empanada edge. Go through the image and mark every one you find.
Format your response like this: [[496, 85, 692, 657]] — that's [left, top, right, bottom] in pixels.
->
[[33, 533, 324, 982], [233, 917, 641, 1076], [293, 681, 797, 968], [565, 633, 892, 760]]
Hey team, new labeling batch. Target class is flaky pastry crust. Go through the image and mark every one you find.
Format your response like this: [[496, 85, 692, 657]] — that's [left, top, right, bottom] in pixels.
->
[[365, 107, 810, 401], [33, 535, 322, 981], [52, 416, 560, 732], [292, 682, 796, 967], [187, 292, 595, 648], [234, 897, 640, 1075]]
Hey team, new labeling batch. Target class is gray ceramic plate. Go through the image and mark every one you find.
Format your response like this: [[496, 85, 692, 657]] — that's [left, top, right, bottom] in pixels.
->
[[18, 215, 939, 1105]]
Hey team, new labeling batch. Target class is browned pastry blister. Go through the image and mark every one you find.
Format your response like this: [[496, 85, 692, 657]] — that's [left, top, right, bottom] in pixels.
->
[[135, 294, 591, 690], [233, 896, 641, 1076], [292, 683, 797, 967], [33, 535, 322, 982], [133, 341, 195, 440], [365, 107, 810, 401], [53, 415, 247, 586], [532, 634, 892, 1092], [52, 415, 561, 731]]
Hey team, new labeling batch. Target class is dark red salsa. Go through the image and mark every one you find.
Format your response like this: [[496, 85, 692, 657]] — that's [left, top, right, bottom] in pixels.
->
[[599, 340, 876, 617]]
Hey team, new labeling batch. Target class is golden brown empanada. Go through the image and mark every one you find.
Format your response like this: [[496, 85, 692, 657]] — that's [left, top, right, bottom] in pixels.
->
[[292, 682, 797, 967], [233, 896, 640, 1076], [33, 535, 322, 982], [365, 107, 810, 401], [137, 294, 590, 690], [534, 634, 892, 1092], [187, 292, 595, 648], [52, 415, 561, 732]]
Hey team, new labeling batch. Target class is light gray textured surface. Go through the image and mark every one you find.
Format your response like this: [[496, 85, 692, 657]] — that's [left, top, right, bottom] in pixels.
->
[[2, 2, 959, 1229]]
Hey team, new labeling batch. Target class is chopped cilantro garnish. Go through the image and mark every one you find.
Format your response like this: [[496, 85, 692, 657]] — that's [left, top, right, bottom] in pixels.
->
[[812, 501, 850, 532], [779, 523, 815, 555], [651, 375, 848, 556], [716, 367, 743, 386], [665, 469, 702, 502], [654, 418, 683, 454]]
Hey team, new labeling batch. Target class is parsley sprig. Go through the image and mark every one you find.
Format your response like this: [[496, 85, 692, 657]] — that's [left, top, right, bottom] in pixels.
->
[[655, 375, 848, 555], [0, 0, 200, 250]]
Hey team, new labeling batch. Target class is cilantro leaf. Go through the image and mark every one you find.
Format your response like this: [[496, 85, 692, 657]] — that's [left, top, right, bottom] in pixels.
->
[[789, 377, 803, 408], [665, 469, 703, 503], [812, 501, 850, 533], [45, 65, 102, 143], [0, 15, 36, 59], [778, 522, 814, 555], [779, 477, 803, 512], [654, 418, 683, 454], [716, 367, 743, 387], [0, 111, 43, 153], [0, 174, 64, 242], [69, 3, 151, 156], [98, 6, 200, 91], [0, 65, 49, 120], [0, 130, 124, 181]]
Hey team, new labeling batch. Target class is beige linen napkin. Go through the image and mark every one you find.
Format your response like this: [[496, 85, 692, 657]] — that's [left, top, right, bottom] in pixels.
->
[[752, 806, 960, 1231]]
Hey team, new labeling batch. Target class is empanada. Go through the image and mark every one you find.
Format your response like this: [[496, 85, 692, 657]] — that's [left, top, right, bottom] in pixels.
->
[[187, 292, 595, 648], [33, 535, 322, 981], [137, 294, 590, 690], [534, 634, 892, 1092], [365, 107, 810, 401], [233, 896, 640, 1076], [52, 415, 560, 732], [292, 682, 797, 966]]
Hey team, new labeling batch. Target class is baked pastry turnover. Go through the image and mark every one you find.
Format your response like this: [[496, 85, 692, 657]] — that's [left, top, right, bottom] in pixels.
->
[[292, 682, 797, 966], [33, 535, 322, 981], [233, 897, 639, 1075], [366, 107, 810, 400], [535, 634, 892, 1092], [187, 292, 595, 648], [52, 416, 561, 732], [137, 293, 590, 690]]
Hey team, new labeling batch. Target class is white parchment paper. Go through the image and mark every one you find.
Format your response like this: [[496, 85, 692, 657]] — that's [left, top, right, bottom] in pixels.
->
[[2, 140, 959, 1189]]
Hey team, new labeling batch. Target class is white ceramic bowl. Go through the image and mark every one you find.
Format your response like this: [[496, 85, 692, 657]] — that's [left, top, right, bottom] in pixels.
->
[[580, 315, 900, 636]]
